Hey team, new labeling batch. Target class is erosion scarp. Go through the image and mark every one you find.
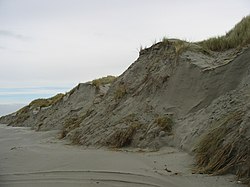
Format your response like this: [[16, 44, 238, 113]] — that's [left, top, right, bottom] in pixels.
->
[[1, 16, 250, 185]]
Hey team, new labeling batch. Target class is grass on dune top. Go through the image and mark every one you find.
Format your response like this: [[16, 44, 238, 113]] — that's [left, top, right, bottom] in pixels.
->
[[199, 15, 250, 51]]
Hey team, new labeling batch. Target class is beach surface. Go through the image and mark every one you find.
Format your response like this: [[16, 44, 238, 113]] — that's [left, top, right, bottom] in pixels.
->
[[0, 124, 244, 187]]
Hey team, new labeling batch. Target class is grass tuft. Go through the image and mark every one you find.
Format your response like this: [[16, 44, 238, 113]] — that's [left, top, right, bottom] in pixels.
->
[[92, 75, 116, 89], [107, 124, 139, 148], [155, 116, 173, 132], [8, 93, 64, 126], [199, 15, 250, 51], [29, 93, 64, 108], [114, 83, 127, 100], [60, 116, 83, 139], [194, 111, 250, 184], [106, 114, 141, 148]]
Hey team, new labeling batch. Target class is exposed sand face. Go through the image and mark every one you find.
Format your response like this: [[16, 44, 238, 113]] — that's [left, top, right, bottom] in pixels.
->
[[0, 124, 244, 187]]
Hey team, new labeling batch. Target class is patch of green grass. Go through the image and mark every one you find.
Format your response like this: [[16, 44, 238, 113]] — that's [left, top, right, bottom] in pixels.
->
[[199, 15, 250, 51], [92, 75, 117, 89], [194, 111, 249, 184]]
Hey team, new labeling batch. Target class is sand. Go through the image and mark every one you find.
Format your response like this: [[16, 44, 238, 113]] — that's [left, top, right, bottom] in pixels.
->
[[0, 124, 245, 187]]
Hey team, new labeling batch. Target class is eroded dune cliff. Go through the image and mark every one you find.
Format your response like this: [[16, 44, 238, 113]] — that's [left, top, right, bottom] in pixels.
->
[[1, 16, 250, 184]]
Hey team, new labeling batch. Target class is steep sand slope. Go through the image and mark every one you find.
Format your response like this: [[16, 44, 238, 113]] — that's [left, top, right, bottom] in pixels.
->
[[1, 16, 249, 185], [0, 83, 107, 131], [66, 43, 250, 149]]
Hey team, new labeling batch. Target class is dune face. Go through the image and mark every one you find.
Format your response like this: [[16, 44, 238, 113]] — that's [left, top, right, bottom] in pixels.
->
[[1, 17, 250, 185], [0, 83, 99, 131]]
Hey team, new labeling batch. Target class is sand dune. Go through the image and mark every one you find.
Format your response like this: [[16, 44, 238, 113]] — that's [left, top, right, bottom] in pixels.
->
[[0, 124, 244, 187]]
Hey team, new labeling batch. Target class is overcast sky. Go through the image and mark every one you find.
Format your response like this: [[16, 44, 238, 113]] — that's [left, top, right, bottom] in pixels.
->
[[0, 0, 250, 106]]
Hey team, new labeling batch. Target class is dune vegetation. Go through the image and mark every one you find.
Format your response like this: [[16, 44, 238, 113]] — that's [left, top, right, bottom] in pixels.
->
[[195, 111, 250, 184], [92, 75, 117, 89], [29, 93, 64, 108], [199, 15, 250, 51]]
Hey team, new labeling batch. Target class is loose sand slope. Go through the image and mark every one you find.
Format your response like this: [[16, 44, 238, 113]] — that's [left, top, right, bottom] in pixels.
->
[[0, 124, 243, 187], [0, 16, 249, 185]]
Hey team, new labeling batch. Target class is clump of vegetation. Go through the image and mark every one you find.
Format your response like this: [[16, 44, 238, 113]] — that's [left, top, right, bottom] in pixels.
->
[[114, 83, 127, 100], [10, 111, 30, 125], [8, 106, 30, 126], [29, 93, 64, 108], [195, 111, 249, 184], [106, 114, 141, 148], [155, 116, 173, 132], [92, 75, 116, 89], [60, 115, 85, 139], [161, 38, 190, 64], [8, 93, 64, 126], [107, 124, 139, 148], [199, 15, 250, 51], [16, 105, 29, 115], [162, 36, 169, 43], [174, 40, 189, 55], [173, 40, 190, 64]]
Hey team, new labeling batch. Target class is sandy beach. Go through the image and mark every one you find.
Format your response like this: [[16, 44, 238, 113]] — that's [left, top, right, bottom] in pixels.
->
[[0, 124, 245, 187]]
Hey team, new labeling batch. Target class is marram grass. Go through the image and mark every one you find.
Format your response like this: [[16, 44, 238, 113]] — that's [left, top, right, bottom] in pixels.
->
[[195, 111, 249, 185], [200, 15, 250, 51]]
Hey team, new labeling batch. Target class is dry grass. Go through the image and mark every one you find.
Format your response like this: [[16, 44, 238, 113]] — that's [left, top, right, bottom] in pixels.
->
[[29, 93, 64, 108], [9, 106, 30, 125], [194, 111, 249, 184], [92, 75, 116, 89], [114, 83, 127, 100], [155, 116, 173, 132], [10, 112, 29, 125], [162, 36, 169, 43], [7, 93, 64, 126], [60, 109, 94, 140], [173, 40, 189, 65], [106, 124, 139, 148], [106, 114, 140, 148], [16, 105, 29, 115], [174, 40, 189, 55], [60, 114, 86, 139], [161, 38, 190, 65], [199, 15, 250, 51]]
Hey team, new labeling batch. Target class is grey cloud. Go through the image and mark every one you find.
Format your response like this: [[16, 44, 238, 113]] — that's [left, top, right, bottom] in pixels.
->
[[0, 30, 31, 40]]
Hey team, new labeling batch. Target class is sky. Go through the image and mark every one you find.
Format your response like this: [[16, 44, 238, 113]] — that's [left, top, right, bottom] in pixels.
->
[[0, 0, 250, 110]]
